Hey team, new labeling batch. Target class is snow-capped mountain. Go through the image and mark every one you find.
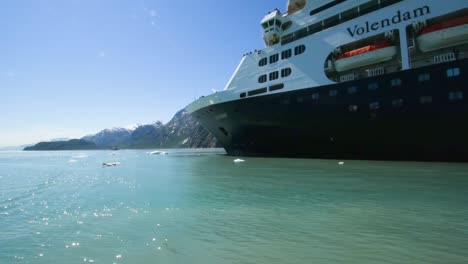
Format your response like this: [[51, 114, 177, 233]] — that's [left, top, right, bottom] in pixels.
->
[[80, 109, 218, 149], [82, 127, 133, 148]]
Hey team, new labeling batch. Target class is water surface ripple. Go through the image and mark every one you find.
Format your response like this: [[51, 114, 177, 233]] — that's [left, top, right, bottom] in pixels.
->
[[0, 150, 467, 263]]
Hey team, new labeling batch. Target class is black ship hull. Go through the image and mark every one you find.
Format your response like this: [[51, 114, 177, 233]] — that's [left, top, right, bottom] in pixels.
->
[[191, 59, 468, 162]]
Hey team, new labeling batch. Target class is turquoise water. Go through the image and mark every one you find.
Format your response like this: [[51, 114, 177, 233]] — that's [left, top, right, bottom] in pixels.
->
[[1, 150, 468, 264]]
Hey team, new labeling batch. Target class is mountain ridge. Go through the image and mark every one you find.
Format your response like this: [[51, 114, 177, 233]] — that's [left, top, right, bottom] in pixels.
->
[[24, 109, 218, 150]]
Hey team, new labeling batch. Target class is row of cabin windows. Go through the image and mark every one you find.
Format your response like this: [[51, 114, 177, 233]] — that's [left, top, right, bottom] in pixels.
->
[[239, 83, 285, 98], [309, 91, 463, 112], [281, 0, 402, 45], [322, 68, 460, 96], [416, 68, 460, 82], [258, 67, 292, 83], [258, 45, 306, 67], [348, 93, 463, 112]]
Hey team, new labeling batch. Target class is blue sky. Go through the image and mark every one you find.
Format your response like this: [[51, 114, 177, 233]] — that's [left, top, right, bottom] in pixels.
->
[[1, 0, 285, 146]]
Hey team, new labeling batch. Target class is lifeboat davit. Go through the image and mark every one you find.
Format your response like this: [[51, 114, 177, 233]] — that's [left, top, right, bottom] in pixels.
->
[[417, 16, 468, 52], [334, 42, 397, 72]]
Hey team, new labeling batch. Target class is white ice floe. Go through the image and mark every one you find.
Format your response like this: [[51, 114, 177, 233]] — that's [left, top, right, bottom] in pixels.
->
[[233, 159, 245, 163], [147, 151, 168, 155], [102, 162, 120, 167], [68, 159, 78, 163], [72, 154, 88, 159], [338, 161, 344, 165]]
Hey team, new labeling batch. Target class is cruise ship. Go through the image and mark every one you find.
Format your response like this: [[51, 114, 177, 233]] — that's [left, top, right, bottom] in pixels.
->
[[186, 0, 468, 161]]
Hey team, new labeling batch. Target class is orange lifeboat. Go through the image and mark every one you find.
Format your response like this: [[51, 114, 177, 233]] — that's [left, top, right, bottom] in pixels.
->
[[417, 16, 468, 52], [334, 42, 397, 72]]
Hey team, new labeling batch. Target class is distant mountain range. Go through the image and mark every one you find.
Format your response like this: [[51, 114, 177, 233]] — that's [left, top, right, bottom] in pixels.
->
[[24, 109, 219, 151]]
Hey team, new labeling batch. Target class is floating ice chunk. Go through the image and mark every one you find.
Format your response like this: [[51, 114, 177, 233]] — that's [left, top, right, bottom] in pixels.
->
[[338, 161, 344, 165], [72, 154, 88, 159], [68, 159, 78, 163], [102, 162, 120, 167], [233, 159, 245, 163], [147, 151, 168, 155]]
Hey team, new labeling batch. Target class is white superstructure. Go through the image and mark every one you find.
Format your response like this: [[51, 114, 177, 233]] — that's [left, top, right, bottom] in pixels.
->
[[187, 0, 468, 114]]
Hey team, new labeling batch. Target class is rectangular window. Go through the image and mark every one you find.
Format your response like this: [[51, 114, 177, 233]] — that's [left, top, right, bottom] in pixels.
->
[[275, 20, 282, 27], [281, 68, 292, 77], [281, 33, 294, 45], [418, 73, 430, 82], [348, 105, 358, 112], [359, 0, 379, 16], [269, 54, 279, 64], [240, 92, 246, 98], [340, 7, 359, 23], [329, 90, 338, 97], [368, 82, 378, 91], [379, 0, 402, 8], [323, 15, 340, 29], [294, 45, 306, 55], [312, 93, 319, 100], [281, 49, 292, 59], [258, 74, 267, 83], [296, 28, 308, 39], [447, 67, 461, 77], [307, 22, 323, 35], [269, 83, 284, 92], [391, 78, 402, 87], [247, 87, 267, 96], [420, 96, 433, 104], [347, 86, 357, 94], [269, 71, 279, 81], [310, 0, 346, 16], [392, 99, 404, 108], [369, 102, 380, 110], [449, 91, 463, 101]]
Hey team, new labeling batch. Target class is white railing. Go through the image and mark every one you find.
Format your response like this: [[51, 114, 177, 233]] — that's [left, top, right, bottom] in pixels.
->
[[367, 67, 385, 77], [433, 52, 456, 64], [340, 73, 357, 82]]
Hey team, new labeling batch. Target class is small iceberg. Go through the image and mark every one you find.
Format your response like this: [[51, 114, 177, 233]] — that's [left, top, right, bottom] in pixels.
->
[[338, 161, 344, 165], [72, 153, 88, 159], [102, 162, 120, 167], [147, 151, 169, 155], [233, 158, 245, 163]]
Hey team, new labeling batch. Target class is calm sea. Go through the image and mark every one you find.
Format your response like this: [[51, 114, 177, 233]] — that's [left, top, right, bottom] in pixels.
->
[[0, 149, 467, 264]]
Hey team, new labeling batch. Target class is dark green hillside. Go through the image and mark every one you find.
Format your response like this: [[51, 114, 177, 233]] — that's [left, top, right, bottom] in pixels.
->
[[24, 139, 101, 151]]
